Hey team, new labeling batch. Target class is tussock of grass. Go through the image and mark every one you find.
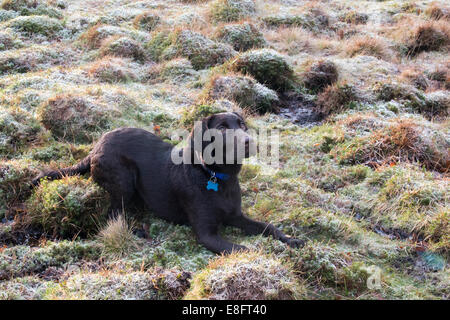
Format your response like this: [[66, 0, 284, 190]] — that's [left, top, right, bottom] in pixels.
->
[[27, 176, 109, 238], [42, 268, 191, 300], [315, 83, 360, 116], [302, 60, 338, 92], [203, 74, 279, 114], [97, 214, 138, 258], [37, 94, 114, 143], [331, 119, 450, 173], [214, 22, 266, 51], [396, 20, 450, 56], [185, 251, 305, 300], [87, 56, 137, 83], [0, 159, 40, 217], [132, 11, 160, 32], [209, 0, 256, 23], [345, 37, 390, 60], [231, 49, 296, 92], [0, 0, 449, 301], [99, 36, 146, 62]]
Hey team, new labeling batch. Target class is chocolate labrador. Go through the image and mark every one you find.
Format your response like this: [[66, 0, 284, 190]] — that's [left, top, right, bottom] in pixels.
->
[[32, 112, 304, 253]]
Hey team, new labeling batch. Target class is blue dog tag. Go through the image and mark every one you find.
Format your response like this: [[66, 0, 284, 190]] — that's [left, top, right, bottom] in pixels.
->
[[206, 180, 218, 192]]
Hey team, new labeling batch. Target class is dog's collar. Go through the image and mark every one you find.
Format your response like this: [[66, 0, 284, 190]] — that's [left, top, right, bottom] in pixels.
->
[[195, 151, 229, 191], [204, 167, 230, 181]]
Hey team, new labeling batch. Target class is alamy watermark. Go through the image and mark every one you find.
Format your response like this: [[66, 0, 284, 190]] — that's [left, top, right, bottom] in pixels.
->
[[162, 121, 281, 168]]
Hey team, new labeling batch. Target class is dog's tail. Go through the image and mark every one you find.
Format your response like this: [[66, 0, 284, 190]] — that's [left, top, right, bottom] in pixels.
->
[[31, 155, 92, 187]]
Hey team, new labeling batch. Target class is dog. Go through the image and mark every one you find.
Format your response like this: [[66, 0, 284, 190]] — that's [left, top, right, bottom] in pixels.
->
[[32, 112, 304, 254]]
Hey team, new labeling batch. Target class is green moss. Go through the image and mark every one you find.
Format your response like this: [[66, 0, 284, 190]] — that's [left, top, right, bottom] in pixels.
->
[[8, 15, 64, 37], [215, 22, 265, 51], [42, 268, 190, 300], [339, 11, 369, 24], [99, 36, 146, 62], [145, 30, 173, 62], [205, 75, 279, 113], [331, 119, 449, 173], [181, 104, 228, 128], [88, 56, 137, 83], [262, 14, 316, 30], [209, 0, 256, 23], [0, 240, 102, 280], [231, 49, 296, 92], [160, 58, 199, 83], [27, 176, 109, 238], [185, 251, 305, 299], [0, 159, 40, 216], [37, 94, 113, 143], [133, 12, 160, 32], [0, 107, 43, 156], [146, 30, 236, 69]]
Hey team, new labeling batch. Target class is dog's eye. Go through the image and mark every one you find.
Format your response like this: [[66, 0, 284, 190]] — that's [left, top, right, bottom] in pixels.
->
[[217, 125, 227, 131]]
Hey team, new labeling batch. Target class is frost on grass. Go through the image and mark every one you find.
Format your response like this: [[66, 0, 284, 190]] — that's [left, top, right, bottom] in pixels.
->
[[315, 83, 360, 116], [132, 11, 160, 32], [331, 118, 450, 173], [185, 251, 305, 300], [99, 36, 146, 62], [214, 22, 266, 51], [27, 176, 109, 238], [80, 24, 149, 49], [204, 74, 279, 114], [97, 215, 138, 258], [231, 49, 296, 92], [43, 269, 191, 300], [0, 31, 21, 50], [369, 166, 449, 248], [209, 0, 256, 23], [38, 94, 114, 143], [0, 159, 40, 217], [87, 56, 138, 83], [0, 107, 43, 156], [145, 29, 236, 70], [157, 58, 199, 83], [302, 60, 338, 93], [0, 240, 102, 280], [8, 15, 64, 37]]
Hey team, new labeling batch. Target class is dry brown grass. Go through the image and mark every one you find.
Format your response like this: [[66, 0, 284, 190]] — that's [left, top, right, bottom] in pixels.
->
[[79, 23, 106, 49], [398, 67, 429, 90], [425, 2, 450, 20], [302, 59, 338, 92], [99, 36, 146, 62], [332, 119, 450, 173], [315, 83, 360, 116], [87, 56, 137, 83], [345, 36, 390, 60], [395, 20, 450, 56]]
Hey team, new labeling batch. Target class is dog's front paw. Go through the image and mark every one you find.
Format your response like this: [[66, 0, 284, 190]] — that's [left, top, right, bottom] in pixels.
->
[[286, 238, 305, 248]]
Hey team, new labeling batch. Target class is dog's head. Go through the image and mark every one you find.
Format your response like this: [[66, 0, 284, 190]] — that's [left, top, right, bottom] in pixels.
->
[[189, 112, 256, 166]]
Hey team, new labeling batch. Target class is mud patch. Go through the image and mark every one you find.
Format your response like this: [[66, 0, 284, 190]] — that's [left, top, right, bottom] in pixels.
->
[[278, 91, 323, 126]]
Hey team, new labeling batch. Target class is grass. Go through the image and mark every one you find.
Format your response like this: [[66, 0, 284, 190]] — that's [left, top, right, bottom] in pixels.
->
[[0, 0, 448, 301]]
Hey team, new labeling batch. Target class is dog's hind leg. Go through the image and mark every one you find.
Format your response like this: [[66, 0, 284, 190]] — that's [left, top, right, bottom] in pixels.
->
[[90, 157, 137, 219]]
